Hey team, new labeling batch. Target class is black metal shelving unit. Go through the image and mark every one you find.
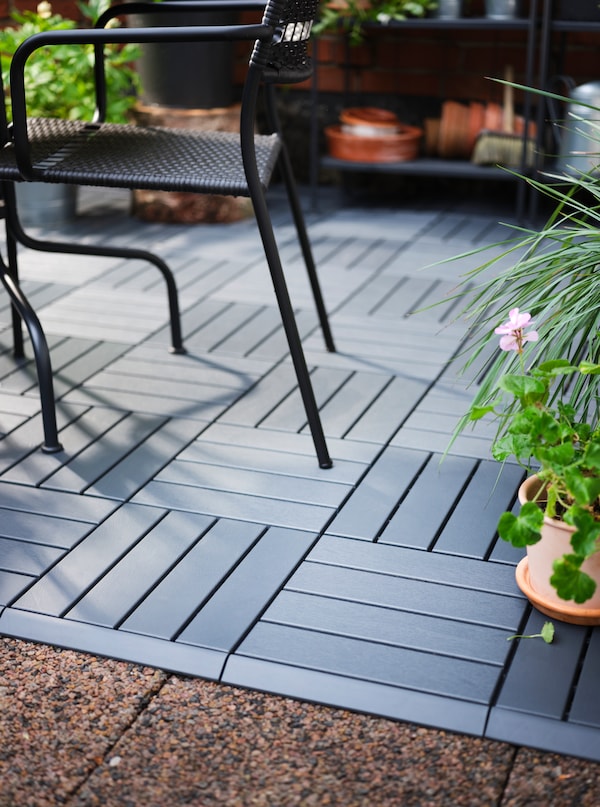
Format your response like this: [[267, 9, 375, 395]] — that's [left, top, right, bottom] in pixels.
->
[[310, 8, 541, 212]]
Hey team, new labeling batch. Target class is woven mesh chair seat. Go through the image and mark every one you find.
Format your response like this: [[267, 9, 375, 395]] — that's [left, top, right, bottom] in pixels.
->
[[0, 118, 281, 195]]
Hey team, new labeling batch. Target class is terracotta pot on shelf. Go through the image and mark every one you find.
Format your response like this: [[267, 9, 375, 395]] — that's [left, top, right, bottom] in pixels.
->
[[515, 475, 600, 626], [326, 107, 422, 163]]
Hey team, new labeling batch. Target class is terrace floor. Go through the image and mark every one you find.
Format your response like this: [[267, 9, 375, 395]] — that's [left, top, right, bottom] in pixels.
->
[[1, 182, 599, 765]]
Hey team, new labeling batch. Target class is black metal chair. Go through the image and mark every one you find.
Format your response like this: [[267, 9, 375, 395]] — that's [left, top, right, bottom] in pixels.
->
[[0, 0, 335, 467]]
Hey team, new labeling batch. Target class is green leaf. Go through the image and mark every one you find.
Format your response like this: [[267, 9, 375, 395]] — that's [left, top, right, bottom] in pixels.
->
[[536, 360, 579, 376], [563, 507, 600, 557], [498, 374, 546, 403], [563, 471, 600, 508], [541, 621, 555, 643], [579, 361, 600, 375], [498, 504, 543, 547], [468, 405, 497, 421], [583, 442, 600, 470], [551, 555, 597, 603]]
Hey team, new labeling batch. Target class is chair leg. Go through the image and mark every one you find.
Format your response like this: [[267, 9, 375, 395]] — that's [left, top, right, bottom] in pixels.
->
[[264, 85, 335, 353], [250, 185, 332, 469], [4, 195, 186, 354], [4, 209, 25, 358], [276, 142, 335, 353], [0, 255, 63, 453]]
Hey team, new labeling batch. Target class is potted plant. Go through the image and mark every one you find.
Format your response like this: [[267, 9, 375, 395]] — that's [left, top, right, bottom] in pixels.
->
[[314, 0, 438, 44], [439, 78, 600, 622], [1, 0, 140, 223], [467, 310, 600, 623]]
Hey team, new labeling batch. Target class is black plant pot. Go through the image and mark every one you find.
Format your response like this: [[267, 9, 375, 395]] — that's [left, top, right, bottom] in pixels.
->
[[555, 0, 600, 21], [133, 5, 236, 109]]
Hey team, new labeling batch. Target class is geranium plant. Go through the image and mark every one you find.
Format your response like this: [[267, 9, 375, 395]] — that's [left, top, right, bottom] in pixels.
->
[[467, 308, 600, 604], [1, 0, 140, 122]]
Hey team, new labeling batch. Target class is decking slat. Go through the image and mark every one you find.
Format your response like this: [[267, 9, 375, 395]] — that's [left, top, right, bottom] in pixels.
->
[[494, 610, 588, 718], [326, 446, 429, 540], [13, 504, 166, 616], [121, 518, 259, 640], [177, 527, 316, 651], [264, 590, 512, 665], [380, 453, 476, 549], [235, 622, 501, 703], [288, 563, 524, 629]]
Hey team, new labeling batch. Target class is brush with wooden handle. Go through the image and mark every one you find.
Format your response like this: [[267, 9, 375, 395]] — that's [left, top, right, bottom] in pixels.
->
[[472, 66, 535, 167]]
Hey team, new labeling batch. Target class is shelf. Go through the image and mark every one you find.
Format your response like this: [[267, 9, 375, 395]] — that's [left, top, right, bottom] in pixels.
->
[[321, 155, 522, 180]]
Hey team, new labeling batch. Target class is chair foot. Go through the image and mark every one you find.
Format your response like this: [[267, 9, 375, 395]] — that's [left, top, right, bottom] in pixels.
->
[[41, 440, 64, 454], [319, 458, 333, 470], [169, 345, 188, 356]]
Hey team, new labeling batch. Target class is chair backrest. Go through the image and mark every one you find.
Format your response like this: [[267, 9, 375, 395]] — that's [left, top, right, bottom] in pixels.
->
[[253, 0, 319, 85]]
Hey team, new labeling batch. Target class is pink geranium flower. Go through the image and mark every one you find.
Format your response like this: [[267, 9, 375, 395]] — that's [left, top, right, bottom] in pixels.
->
[[495, 308, 539, 354]]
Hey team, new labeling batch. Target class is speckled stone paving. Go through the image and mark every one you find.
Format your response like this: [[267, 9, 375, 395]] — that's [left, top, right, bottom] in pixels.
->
[[1, 185, 600, 795]]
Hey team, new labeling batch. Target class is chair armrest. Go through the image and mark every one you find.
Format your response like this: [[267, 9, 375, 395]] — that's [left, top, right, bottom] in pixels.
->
[[98, 0, 267, 27], [9, 21, 271, 179]]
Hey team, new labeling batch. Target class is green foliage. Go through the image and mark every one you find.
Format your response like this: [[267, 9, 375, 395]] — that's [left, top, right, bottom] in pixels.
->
[[481, 360, 600, 603], [314, 0, 438, 44], [507, 620, 555, 643], [1, 0, 140, 122]]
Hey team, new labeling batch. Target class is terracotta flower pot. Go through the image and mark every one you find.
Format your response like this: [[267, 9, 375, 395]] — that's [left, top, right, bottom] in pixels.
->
[[515, 475, 600, 625], [325, 123, 422, 163]]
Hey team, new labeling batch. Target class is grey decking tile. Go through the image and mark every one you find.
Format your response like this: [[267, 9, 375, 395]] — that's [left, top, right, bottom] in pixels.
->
[[2, 407, 130, 487], [121, 517, 259, 640], [177, 527, 316, 651], [0, 536, 64, 576], [287, 562, 524, 629], [307, 535, 520, 595], [222, 655, 490, 735], [326, 446, 429, 540], [0, 508, 93, 549], [0, 608, 226, 679], [494, 610, 588, 718], [87, 417, 202, 500], [433, 461, 524, 558], [568, 629, 600, 728], [13, 503, 166, 616], [232, 622, 502, 704], [132, 481, 335, 531], [263, 590, 511, 665], [0, 570, 33, 606], [65, 510, 214, 628], [153, 460, 352, 507], [343, 375, 428, 444], [379, 453, 477, 549], [0, 481, 117, 522]]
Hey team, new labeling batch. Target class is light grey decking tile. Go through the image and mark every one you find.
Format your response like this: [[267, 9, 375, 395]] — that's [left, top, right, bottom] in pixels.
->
[[308, 534, 520, 594], [88, 417, 202, 500], [263, 590, 512, 665], [343, 375, 428, 444], [65, 511, 212, 628], [13, 503, 166, 616], [3, 407, 130, 487], [287, 563, 524, 629], [0, 536, 64, 576], [154, 461, 352, 508], [176, 438, 364, 485], [178, 526, 316, 651], [234, 622, 502, 704], [0, 508, 93, 549], [132, 481, 335, 531], [568, 629, 600, 728], [0, 570, 34, 606], [196, 422, 380, 465], [326, 446, 429, 540], [0, 481, 117, 522], [379, 453, 477, 549], [433, 460, 524, 558], [121, 518, 260, 640]]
